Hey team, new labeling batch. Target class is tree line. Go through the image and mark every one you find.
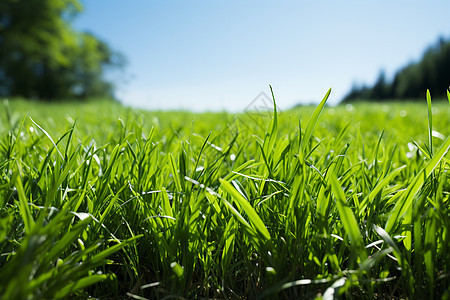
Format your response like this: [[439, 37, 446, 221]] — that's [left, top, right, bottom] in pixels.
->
[[342, 37, 450, 103], [0, 0, 124, 101]]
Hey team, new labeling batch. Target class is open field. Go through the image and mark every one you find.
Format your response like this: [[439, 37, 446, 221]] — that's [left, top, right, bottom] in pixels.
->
[[1, 92, 450, 299]]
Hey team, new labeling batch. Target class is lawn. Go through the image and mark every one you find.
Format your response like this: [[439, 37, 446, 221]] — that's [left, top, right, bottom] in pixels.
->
[[1, 90, 450, 299]]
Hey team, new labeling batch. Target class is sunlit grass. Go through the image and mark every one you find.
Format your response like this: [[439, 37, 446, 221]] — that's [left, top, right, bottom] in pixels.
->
[[0, 91, 449, 299]]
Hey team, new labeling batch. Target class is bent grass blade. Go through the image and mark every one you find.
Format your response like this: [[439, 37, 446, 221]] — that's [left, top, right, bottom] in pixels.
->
[[219, 178, 271, 242]]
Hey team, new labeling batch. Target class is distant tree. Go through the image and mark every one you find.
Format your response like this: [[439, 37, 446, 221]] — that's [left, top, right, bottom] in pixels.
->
[[342, 37, 450, 102], [0, 0, 124, 100], [341, 83, 370, 103], [369, 71, 389, 100]]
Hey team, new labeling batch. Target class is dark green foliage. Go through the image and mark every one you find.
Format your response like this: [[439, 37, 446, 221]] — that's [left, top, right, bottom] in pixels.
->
[[343, 37, 450, 102], [0, 0, 124, 100]]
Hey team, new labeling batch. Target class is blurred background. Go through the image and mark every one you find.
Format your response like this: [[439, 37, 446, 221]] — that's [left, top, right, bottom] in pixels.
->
[[1, 0, 450, 111]]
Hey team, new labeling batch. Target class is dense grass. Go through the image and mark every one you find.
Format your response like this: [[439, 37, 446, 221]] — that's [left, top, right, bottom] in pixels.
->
[[1, 91, 450, 299]]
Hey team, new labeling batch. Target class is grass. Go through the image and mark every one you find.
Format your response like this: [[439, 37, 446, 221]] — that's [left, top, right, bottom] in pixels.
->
[[0, 90, 449, 299]]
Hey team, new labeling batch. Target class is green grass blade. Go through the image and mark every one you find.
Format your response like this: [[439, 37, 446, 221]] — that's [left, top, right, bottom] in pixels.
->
[[301, 88, 331, 154], [372, 224, 402, 261], [426, 90, 433, 156], [13, 161, 35, 234], [45, 217, 92, 265], [220, 197, 253, 231], [358, 165, 406, 215], [262, 85, 278, 157], [161, 187, 173, 217], [88, 235, 142, 266], [223, 160, 260, 181], [99, 183, 127, 225], [54, 274, 111, 299], [424, 210, 437, 289], [373, 224, 413, 292], [330, 175, 366, 259], [30, 117, 64, 159], [386, 135, 450, 233], [221, 218, 236, 275], [169, 153, 182, 192], [170, 261, 185, 279], [317, 143, 350, 218], [219, 178, 271, 241]]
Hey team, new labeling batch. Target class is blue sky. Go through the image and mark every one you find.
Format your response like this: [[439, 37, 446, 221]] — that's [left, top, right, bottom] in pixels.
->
[[74, 1, 450, 111]]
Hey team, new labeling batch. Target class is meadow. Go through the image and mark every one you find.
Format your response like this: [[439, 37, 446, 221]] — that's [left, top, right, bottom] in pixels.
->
[[0, 89, 450, 299]]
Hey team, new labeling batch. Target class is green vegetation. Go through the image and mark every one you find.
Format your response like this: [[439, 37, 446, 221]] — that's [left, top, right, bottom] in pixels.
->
[[0, 0, 124, 100], [343, 36, 450, 102], [1, 90, 450, 299]]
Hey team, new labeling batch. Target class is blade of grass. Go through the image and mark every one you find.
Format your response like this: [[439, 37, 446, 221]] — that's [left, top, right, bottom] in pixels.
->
[[161, 187, 173, 217], [386, 135, 450, 233], [169, 153, 182, 192], [44, 216, 92, 266], [54, 274, 112, 299], [424, 209, 437, 291], [301, 88, 331, 154], [99, 183, 127, 225], [88, 235, 142, 266], [426, 90, 433, 156], [262, 85, 278, 157], [30, 117, 64, 159], [358, 165, 406, 215], [317, 143, 350, 218], [13, 161, 35, 234], [219, 178, 271, 241], [330, 175, 366, 259]]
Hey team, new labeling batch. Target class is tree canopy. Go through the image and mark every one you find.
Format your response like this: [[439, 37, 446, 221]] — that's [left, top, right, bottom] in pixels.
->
[[342, 37, 450, 103], [0, 0, 124, 100]]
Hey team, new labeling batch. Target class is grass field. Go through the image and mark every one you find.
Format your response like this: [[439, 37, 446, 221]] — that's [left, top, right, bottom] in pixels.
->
[[1, 90, 450, 299]]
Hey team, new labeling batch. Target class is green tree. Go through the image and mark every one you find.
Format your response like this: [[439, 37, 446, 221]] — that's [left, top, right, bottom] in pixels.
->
[[0, 0, 124, 100], [369, 71, 389, 100], [342, 36, 450, 102]]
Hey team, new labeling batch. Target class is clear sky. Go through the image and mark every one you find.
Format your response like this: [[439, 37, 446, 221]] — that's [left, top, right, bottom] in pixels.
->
[[74, 1, 450, 111]]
